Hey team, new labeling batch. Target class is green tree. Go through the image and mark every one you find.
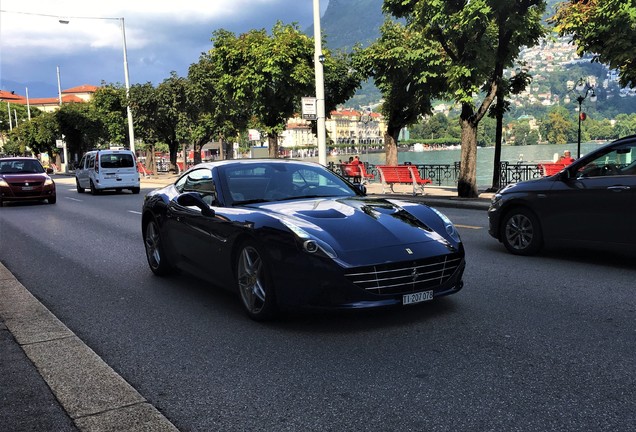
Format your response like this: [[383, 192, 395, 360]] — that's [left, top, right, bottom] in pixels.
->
[[129, 74, 188, 172], [543, 105, 574, 144], [91, 85, 129, 146], [188, 48, 251, 162], [354, 20, 441, 165], [211, 23, 315, 158], [552, 0, 636, 88], [384, 0, 546, 197], [56, 103, 105, 161]]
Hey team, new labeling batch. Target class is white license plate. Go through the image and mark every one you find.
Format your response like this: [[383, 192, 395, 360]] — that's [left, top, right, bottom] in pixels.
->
[[403, 290, 434, 305], [22, 186, 35, 191]]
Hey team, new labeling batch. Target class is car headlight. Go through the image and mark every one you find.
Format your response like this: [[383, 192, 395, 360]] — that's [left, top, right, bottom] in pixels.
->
[[491, 193, 502, 206], [0, 178, 8, 187], [44, 177, 54, 186], [430, 207, 461, 242], [280, 219, 338, 259]]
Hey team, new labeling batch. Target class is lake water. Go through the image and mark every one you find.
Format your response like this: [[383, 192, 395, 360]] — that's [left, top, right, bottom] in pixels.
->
[[308, 142, 608, 187]]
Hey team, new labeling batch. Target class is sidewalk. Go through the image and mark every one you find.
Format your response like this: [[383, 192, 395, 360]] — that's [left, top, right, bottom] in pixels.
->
[[0, 263, 179, 432]]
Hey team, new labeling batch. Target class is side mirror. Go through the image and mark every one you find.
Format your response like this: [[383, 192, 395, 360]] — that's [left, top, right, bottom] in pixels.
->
[[46, 167, 54, 174], [176, 192, 216, 217]]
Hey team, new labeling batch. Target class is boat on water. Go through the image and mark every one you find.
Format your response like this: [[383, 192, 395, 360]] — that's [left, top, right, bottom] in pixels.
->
[[411, 143, 461, 152]]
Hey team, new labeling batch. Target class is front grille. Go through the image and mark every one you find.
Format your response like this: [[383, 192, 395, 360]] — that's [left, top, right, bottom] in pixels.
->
[[9, 182, 43, 187], [345, 253, 464, 295]]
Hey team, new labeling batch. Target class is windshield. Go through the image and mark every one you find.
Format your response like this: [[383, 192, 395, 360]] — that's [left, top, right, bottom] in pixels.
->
[[0, 159, 45, 174], [219, 162, 358, 205]]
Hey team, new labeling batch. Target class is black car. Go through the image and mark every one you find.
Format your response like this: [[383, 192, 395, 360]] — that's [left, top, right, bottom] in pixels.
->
[[142, 159, 465, 320], [489, 136, 636, 255]]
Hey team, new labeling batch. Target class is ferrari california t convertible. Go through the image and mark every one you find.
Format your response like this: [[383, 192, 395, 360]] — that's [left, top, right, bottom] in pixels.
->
[[142, 159, 465, 320]]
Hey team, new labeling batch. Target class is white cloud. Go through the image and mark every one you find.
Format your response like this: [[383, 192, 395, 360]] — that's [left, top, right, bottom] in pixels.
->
[[0, 0, 329, 96]]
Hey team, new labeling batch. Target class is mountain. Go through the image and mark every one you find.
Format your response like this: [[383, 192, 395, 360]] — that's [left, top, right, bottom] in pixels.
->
[[309, 0, 384, 51]]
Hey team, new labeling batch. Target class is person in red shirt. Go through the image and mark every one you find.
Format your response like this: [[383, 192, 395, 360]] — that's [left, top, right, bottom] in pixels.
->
[[558, 150, 575, 164]]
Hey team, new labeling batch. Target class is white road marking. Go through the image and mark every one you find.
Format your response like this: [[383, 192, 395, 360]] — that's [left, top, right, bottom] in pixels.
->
[[65, 197, 83, 202], [455, 224, 482, 230], [128, 210, 142, 215]]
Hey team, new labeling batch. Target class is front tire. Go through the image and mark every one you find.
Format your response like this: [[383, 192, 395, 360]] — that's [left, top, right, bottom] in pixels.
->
[[76, 178, 85, 193], [144, 219, 172, 276], [48, 196, 56, 204], [501, 208, 543, 256], [236, 241, 277, 321]]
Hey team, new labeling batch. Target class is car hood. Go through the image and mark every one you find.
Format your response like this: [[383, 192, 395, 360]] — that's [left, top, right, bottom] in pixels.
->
[[0, 173, 50, 183], [251, 197, 456, 257]]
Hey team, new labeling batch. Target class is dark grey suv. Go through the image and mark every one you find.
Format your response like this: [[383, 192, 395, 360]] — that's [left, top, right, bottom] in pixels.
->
[[489, 135, 636, 255]]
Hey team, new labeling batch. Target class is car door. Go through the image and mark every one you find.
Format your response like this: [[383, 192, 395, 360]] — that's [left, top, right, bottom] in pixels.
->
[[77, 154, 90, 188], [166, 168, 232, 281], [547, 141, 636, 245]]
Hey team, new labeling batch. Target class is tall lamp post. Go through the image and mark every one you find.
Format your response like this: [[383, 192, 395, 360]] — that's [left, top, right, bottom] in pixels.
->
[[0, 10, 135, 154], [567, 78, 597, 159], [59, 16, 135, 154]]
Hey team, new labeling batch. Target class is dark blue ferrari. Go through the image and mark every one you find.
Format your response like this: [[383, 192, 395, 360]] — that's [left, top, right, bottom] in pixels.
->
[[142, 159, 465, 320]]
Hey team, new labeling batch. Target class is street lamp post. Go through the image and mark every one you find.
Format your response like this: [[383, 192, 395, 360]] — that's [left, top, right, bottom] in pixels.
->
[[313, 0, 327, 166], [59, 16, 135, 154], [0, 10, 136, 153], [569, 78, 597, 159]]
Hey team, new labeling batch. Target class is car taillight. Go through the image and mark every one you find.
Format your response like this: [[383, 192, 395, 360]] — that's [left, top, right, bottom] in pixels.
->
[[95, 153, 99, 173]]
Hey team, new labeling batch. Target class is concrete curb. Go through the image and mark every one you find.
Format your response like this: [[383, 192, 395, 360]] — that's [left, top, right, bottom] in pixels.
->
[[0, 262, 179, 432]]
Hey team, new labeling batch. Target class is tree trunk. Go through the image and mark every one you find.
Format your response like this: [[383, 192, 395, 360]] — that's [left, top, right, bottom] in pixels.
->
[[490, 96, 504, 192], [458, 117, 479, 198], [384, 130, 399, 165], [169, 143, 179, 173], [268, 133, 279, 158], [193, 143, 202, 164]]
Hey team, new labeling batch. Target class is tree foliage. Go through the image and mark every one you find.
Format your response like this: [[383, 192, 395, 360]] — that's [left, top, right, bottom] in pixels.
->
[[209, 23, 315, 157], [551, 0, 636, 88], [354, 20, 443, 165], [92, 85, 129, 146], [382, 0, 546, 197]]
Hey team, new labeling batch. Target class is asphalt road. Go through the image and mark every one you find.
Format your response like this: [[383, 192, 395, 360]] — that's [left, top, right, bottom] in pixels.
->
[[1, 177, 634, 431]]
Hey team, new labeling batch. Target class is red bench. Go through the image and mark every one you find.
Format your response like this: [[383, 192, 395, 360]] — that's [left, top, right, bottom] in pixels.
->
[[339, 163, 361, 182], [537, 162, 568, 176], [358, 163, 375, 182], [376, 165, 432, 195]]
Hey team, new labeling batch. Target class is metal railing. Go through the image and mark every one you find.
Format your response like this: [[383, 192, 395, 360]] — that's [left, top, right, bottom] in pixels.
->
[[329, 161, 546, 188]]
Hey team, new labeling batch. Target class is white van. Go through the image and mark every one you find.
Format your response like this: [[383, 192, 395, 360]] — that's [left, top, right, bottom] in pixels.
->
[[76, 149, 140, 194]]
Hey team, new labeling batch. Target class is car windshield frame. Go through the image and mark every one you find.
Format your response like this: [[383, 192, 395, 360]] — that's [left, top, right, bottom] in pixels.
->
[[0, 159, 46, 174], [216, 161, 360, 206]]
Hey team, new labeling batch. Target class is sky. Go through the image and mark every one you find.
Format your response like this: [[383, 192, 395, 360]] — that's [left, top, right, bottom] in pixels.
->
[[0, 0, 329, 98]]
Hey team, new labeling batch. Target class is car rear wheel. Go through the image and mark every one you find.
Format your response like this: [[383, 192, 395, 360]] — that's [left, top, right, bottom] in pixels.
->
[[76, 178, 85, 193], [501, 208, 543, 256], [90, 180, 100, 195], [236, 241, 277, 321], [131, 187, 140, 194], [144, 219, 172, 276]]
